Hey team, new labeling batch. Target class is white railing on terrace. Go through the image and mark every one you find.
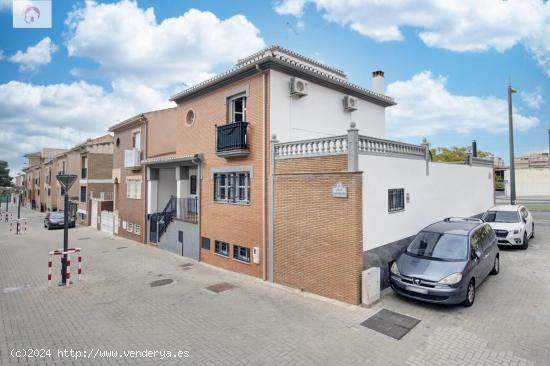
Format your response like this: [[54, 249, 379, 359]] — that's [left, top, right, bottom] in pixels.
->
[[471, 156, 494, 167], [357, 135, 426, 158], [274, 136, 348, 158], [91, 191, 114, 201]]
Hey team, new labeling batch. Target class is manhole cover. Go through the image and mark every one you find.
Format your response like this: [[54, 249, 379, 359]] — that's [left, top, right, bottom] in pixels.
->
[[116, 246, 127, 250], [150, 279, 173, 287], [361, 309, 420, 340], [77, 237, 91, 240], [205, 282, 237, 293]]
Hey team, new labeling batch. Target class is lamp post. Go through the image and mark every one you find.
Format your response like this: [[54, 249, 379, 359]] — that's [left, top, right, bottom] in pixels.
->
[[55, 174, 77, 285], [508, 81, 517, 205]]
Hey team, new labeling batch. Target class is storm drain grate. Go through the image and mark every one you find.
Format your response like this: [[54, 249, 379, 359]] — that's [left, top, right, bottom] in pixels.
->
[[101, 251, 109, 254], [150, 279, 173, 287], [77, 237, 91, 241], [361, 309, 420, 340], [205, 282, 237, 293], [116, 246, 127, 250], [181, 263, 193, 267]]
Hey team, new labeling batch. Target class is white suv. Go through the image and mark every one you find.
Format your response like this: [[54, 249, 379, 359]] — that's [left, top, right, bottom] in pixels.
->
[[482, 205, 534, 249]]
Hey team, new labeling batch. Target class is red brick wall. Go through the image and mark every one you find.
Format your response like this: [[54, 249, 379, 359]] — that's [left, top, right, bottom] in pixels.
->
[[273, 155, 363, 304]]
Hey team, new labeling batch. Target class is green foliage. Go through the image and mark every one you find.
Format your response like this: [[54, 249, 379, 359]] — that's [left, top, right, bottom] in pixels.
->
[[0, 160, 12, 187], [430, 147, 492, 162]]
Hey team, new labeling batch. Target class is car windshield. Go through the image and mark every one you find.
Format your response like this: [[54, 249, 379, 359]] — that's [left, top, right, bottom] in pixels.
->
[[407, 231, 468, 261], [50, 212, 64, 219], [483, 211, 520, 223]]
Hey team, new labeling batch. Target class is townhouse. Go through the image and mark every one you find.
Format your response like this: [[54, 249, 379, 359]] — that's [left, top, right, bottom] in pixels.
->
[[21, 136, 114, 229], [108, 45, 494, 304]]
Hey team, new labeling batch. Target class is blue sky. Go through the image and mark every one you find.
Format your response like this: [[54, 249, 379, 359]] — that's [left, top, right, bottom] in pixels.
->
[[1, 0, 549, 175]]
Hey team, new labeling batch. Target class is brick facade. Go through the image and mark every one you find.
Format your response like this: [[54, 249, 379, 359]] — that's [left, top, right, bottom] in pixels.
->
[[174, 72, 269, 278], [273, 155, 363, 304]]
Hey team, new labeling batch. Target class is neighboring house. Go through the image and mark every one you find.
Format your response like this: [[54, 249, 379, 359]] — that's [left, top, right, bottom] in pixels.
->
[[108, 45, 494, 304], [515, 152, 549, 169], [22, 149, 66, 211]]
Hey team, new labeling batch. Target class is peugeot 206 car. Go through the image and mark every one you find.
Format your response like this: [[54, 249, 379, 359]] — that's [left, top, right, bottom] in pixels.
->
[[390, 217, 499, 306], [482, 205, 534, 249]]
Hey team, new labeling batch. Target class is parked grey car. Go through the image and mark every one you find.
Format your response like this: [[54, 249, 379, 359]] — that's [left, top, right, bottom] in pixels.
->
[[44, 211, 75, 230], [390, 218, 499, 306]]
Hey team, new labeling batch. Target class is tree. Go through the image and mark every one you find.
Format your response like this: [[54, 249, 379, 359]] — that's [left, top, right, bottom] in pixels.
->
[[0, 160, 13, 187], [430, 147, 492, 162]]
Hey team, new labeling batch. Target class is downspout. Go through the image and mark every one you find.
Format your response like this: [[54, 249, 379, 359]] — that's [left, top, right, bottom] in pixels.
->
[[143, 116, 148, 244], [256, 64, 267, 281]]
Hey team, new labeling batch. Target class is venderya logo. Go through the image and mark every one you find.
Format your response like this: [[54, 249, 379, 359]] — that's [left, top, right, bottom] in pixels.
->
[[13, 0, 51, 28], [23, 5, 40, 24]]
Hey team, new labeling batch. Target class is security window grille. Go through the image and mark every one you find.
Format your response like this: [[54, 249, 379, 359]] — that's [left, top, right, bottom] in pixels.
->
[[214, 240, 229, 257], [190, 175, 197, 195], [126, 178, 141, 199], [214, 172, 250, 204], [388, 188, 405, 212], [80, 186, 87, 203], [230, 96, 247, 122], [233, 245, 250, 263]]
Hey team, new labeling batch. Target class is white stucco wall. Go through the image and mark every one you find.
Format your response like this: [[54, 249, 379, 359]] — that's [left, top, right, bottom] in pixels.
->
[[269, 69, 386, 142], [504, 168, 550, 197], [157, 168, 177, 211], [360, 155, 494, 251]]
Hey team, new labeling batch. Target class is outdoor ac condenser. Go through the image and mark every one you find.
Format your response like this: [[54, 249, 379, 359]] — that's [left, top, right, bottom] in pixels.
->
[[343, 95, 358, 111], [290, 77, 308, 97]]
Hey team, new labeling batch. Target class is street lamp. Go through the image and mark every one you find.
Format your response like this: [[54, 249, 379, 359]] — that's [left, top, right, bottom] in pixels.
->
[[508, 80, 517, 205], [56, 174, 77, 286]]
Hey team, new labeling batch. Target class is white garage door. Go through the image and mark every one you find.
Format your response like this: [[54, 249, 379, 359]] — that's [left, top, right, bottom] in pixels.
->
[[100, 210, 114, 234]]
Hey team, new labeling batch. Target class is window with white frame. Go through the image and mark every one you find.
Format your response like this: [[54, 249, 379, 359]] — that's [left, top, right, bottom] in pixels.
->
[[214, 240, 229, 257], [388, 188, 405, 212], [214, 172, 250, 204], [126, 177, 142, 199], [230, 95, 246, 122]]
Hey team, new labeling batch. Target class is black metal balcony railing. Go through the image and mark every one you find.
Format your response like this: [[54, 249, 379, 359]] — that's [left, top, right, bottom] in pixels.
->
[[81, 168, 87, 179], [216, 121, 249, 153]]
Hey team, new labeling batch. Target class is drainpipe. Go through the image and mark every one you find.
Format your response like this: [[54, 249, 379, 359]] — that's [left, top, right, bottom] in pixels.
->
[[257, 64, 267, 281], [143, 117, 148, 244], [269, 134, 278, 282]]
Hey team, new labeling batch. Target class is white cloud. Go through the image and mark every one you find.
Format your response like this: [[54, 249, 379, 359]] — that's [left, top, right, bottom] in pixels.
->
[[0, 80, 172, 173], [520, 87, 544, 109], [9, 37, 58, 71], [386, 71, 539, 138], [275, 0, 306, 16], [0, 0, 11, 10], [65, 1, 266, 89], [275, 0, 550, 75]]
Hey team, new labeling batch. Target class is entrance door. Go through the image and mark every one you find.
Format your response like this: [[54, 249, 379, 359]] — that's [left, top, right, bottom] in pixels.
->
[[100, 210, 114, 234]]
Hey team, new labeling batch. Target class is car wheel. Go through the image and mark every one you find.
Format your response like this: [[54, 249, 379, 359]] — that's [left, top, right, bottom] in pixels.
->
[[463, 279, 475, 307], [521, 231, 529, 250], [47, 224, 51, 230], [531, 224, 535, 239], [490, 255, 499, 275]]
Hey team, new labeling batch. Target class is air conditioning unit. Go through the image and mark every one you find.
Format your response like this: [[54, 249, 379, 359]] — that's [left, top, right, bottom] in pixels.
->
[[252, 246, 260, 264], [290, 77, 308, 97], [343, 95, 358, 111]]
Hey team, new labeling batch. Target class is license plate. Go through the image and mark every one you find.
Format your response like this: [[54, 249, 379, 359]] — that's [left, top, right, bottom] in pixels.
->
[[405, 285, 428, 294]]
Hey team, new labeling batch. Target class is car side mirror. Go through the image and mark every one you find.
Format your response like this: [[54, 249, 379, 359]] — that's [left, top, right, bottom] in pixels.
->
[[474, 249, 483, 259]]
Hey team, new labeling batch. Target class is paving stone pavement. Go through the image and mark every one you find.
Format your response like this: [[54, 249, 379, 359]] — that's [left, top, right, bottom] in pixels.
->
[[1, 205, 549, 365]]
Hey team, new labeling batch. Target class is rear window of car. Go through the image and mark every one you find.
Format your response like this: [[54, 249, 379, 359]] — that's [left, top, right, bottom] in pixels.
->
[[407, 231, 468, 261], [483, 211, 520, 223]]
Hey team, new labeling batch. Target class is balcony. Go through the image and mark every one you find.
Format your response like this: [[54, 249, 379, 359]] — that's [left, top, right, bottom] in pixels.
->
[[91, 191, 114, 201], [124, 148, 141, 169], [176, 197, 198, 224], [216, 121, 249, 157]]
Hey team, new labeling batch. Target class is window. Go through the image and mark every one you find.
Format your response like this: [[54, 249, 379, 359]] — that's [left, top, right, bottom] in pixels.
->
[[230, 95, 247, 122], [190, 175, 197, 195], [60, 186, 66, 196], [132, 131, 141, 148], [80, 186, 87, 203], [388, 188, 405, 212], [185, 110, 195, 126], [233, 245, 250, 263], [126, 177, 141, 199], [47, 188, 51, 197], [201, 237, 211, 250], [214, 172, 250, 204], [214, 240, 229, 257], [81, 156, 88, 178]]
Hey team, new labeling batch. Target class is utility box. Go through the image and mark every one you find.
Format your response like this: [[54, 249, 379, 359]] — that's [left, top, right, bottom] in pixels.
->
[[252, 247, 259, 264], [362, 267, 380, 306]]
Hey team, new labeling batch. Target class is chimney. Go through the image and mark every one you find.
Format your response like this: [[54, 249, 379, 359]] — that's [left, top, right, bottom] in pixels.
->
[[372, 70, 384, 94], [472, 140, 478, 158]]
